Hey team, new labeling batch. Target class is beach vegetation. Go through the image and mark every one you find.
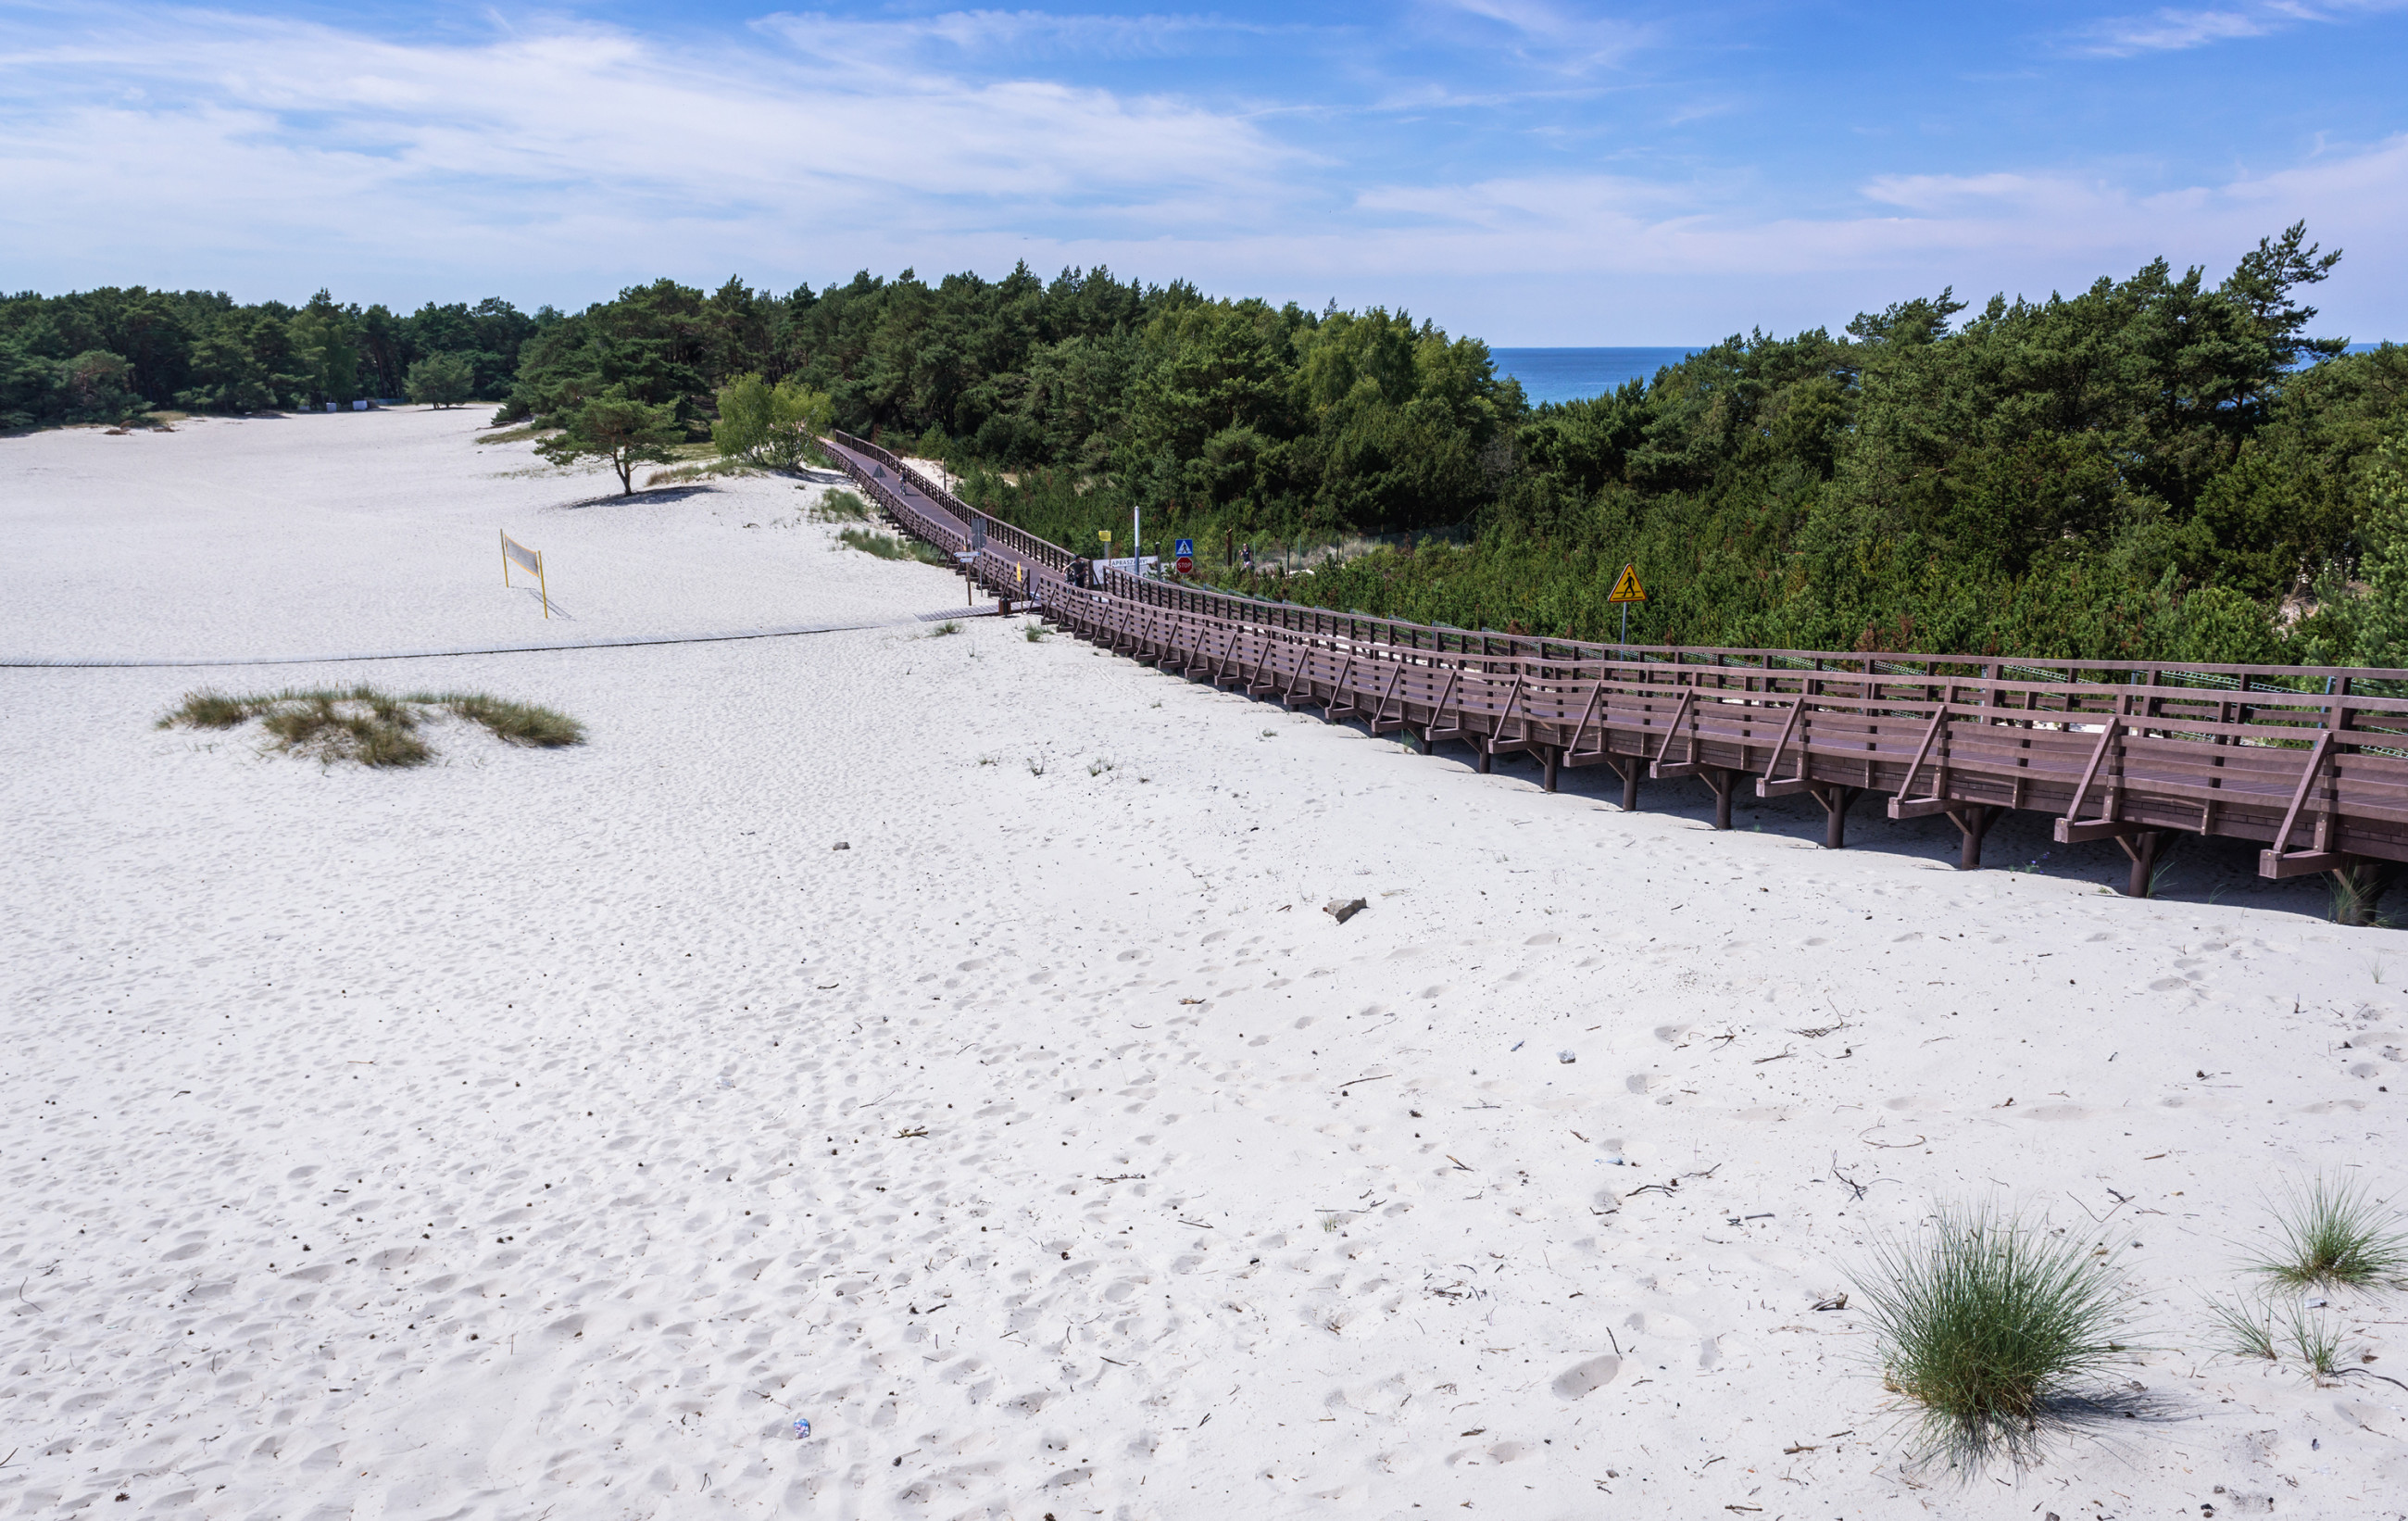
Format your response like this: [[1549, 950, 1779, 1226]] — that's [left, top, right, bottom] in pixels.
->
[[477, 422, 550, 446], [159, 686, 584, 766], [641, 459, 753, 488], [2328, 864, 2395, 928], [2249, 1174, 2408, 1289], [404, 351, 477, 408], [838, 525, 948, 564], [17, 232, 2402, 665], [2282, 1301, 2347, 1383], [535, 385, 683, 495], [812, 488, 873, 522], [1, 287, 542, 424], [1852, 1203, 2137, 1470], [713, 372, 832, 470], [2202, 1289, 2279, 1361]]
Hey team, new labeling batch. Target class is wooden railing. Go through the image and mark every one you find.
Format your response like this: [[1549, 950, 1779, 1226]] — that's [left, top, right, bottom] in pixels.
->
[[817, 432, 2408, 905]]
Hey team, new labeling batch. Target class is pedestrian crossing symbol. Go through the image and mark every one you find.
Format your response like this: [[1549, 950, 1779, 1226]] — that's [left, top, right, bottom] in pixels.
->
[[1607, 563, 1648, 603]]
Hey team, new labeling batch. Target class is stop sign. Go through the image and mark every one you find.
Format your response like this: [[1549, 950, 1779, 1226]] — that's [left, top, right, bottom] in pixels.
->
[[1175, 555, 1194, 574]]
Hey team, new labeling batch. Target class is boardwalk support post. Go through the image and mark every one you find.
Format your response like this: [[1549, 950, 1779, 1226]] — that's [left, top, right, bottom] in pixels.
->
[[1812, 785, 1860, 848], [1945, 805, 1997, 871], [1699, 767, 1736, 830], [2115, 829, 2167, 899], [1607, 754, 1642, 812]]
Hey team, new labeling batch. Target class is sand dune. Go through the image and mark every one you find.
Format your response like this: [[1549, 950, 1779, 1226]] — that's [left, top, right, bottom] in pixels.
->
[[2, 409, 2402, 1518]]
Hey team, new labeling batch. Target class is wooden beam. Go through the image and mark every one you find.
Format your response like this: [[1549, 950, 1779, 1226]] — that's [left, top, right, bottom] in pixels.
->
[[2055, 817, 2163, 846], [1752, 698, 1810, 801], [2259, 847, 2360, 881]]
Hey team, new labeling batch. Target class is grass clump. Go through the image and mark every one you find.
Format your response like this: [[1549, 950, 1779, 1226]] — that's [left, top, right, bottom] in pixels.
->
[[476, 422, 551, 446], [927, 620, 962, 637], [641, 459, 753, 488], [421, 692, 586, 748], [160, 686, 583, 767], [2249, 1175, 2408, 1289], [1853, 1204, 2136, 1471], [2281, 1301, 2349, 1383], [836, 525, 949, 564], [2202, 1289, 2279, 1361], [2327, 865, 2394, 927], [812, 488, 872, 522]]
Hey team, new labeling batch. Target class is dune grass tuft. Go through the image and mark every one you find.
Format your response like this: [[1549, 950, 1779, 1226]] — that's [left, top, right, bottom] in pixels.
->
[[1853, 1203, 2136, 1470], [837, 525, 950, 565], [2202, 1289, 2279, 1361], [414, 692, 586, 748], [2250, 1175, 2408, 1290], [2282, 1301, 2347, 1383], [2326, 864, 2394, 926], [160, 686, 583, 767], [641, 458, 757, 488], [812, 488, 872, 522], [475, 422, 552, 446]]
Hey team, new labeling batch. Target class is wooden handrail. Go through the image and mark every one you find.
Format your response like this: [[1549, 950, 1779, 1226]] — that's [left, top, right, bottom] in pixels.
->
[[815, 432, 2408, 884]]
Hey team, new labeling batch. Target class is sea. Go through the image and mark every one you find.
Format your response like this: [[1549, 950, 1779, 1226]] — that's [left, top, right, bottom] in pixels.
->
[[1495, 341, 2391, 408], [1489, 347, 1703, 406]]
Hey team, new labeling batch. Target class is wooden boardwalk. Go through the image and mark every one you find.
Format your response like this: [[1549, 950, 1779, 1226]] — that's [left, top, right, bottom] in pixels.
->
[[820, 430, 2408, 908]]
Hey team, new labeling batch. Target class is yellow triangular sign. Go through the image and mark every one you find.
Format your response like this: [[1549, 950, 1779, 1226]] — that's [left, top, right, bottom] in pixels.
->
[[1607, 563, 1648, 603]]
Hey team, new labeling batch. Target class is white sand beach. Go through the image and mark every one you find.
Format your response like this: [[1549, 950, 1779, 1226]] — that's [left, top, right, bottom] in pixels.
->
[[3, 408, 2403, 1519]]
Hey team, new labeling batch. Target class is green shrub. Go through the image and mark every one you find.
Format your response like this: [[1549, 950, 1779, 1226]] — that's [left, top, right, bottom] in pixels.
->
[[712, 372, 832, 470]]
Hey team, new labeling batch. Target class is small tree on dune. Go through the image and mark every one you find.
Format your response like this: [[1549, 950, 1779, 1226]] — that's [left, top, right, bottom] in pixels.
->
[[536, 386, 683, 495], [404, 352, 476, 409], [713, 372, 834, 470]]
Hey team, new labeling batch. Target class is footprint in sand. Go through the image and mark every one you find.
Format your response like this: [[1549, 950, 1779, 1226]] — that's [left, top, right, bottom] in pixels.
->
[[1550, 1354, 1621, 1400]]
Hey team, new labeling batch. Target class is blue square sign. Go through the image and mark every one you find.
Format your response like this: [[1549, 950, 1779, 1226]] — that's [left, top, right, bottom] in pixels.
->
[[1174, 538, 1194, 557]]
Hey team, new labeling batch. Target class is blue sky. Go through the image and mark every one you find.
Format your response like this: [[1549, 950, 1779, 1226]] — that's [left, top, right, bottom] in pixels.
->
[[3, 1, 2403, 343]]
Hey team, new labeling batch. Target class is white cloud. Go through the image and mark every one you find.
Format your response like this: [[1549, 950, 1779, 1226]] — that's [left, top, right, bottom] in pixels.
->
[[0, 5, 2399, 344], [759, 7, 1278, 64], [2067, 1, 2405, 57], [2075, 7, 2277, 55], [0, 6, 1304, 299], [1424, 0, 1654, 72]]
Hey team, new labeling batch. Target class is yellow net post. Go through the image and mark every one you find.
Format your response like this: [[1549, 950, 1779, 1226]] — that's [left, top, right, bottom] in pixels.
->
[[501, 531, 549, 617]]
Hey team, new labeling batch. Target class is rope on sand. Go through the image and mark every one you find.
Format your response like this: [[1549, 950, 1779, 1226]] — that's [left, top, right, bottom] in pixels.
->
[[1, 605, 1007, 670]]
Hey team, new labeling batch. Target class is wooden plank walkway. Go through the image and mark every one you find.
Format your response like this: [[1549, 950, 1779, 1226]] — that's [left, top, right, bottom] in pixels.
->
[[819, 430, 2408, 905]]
